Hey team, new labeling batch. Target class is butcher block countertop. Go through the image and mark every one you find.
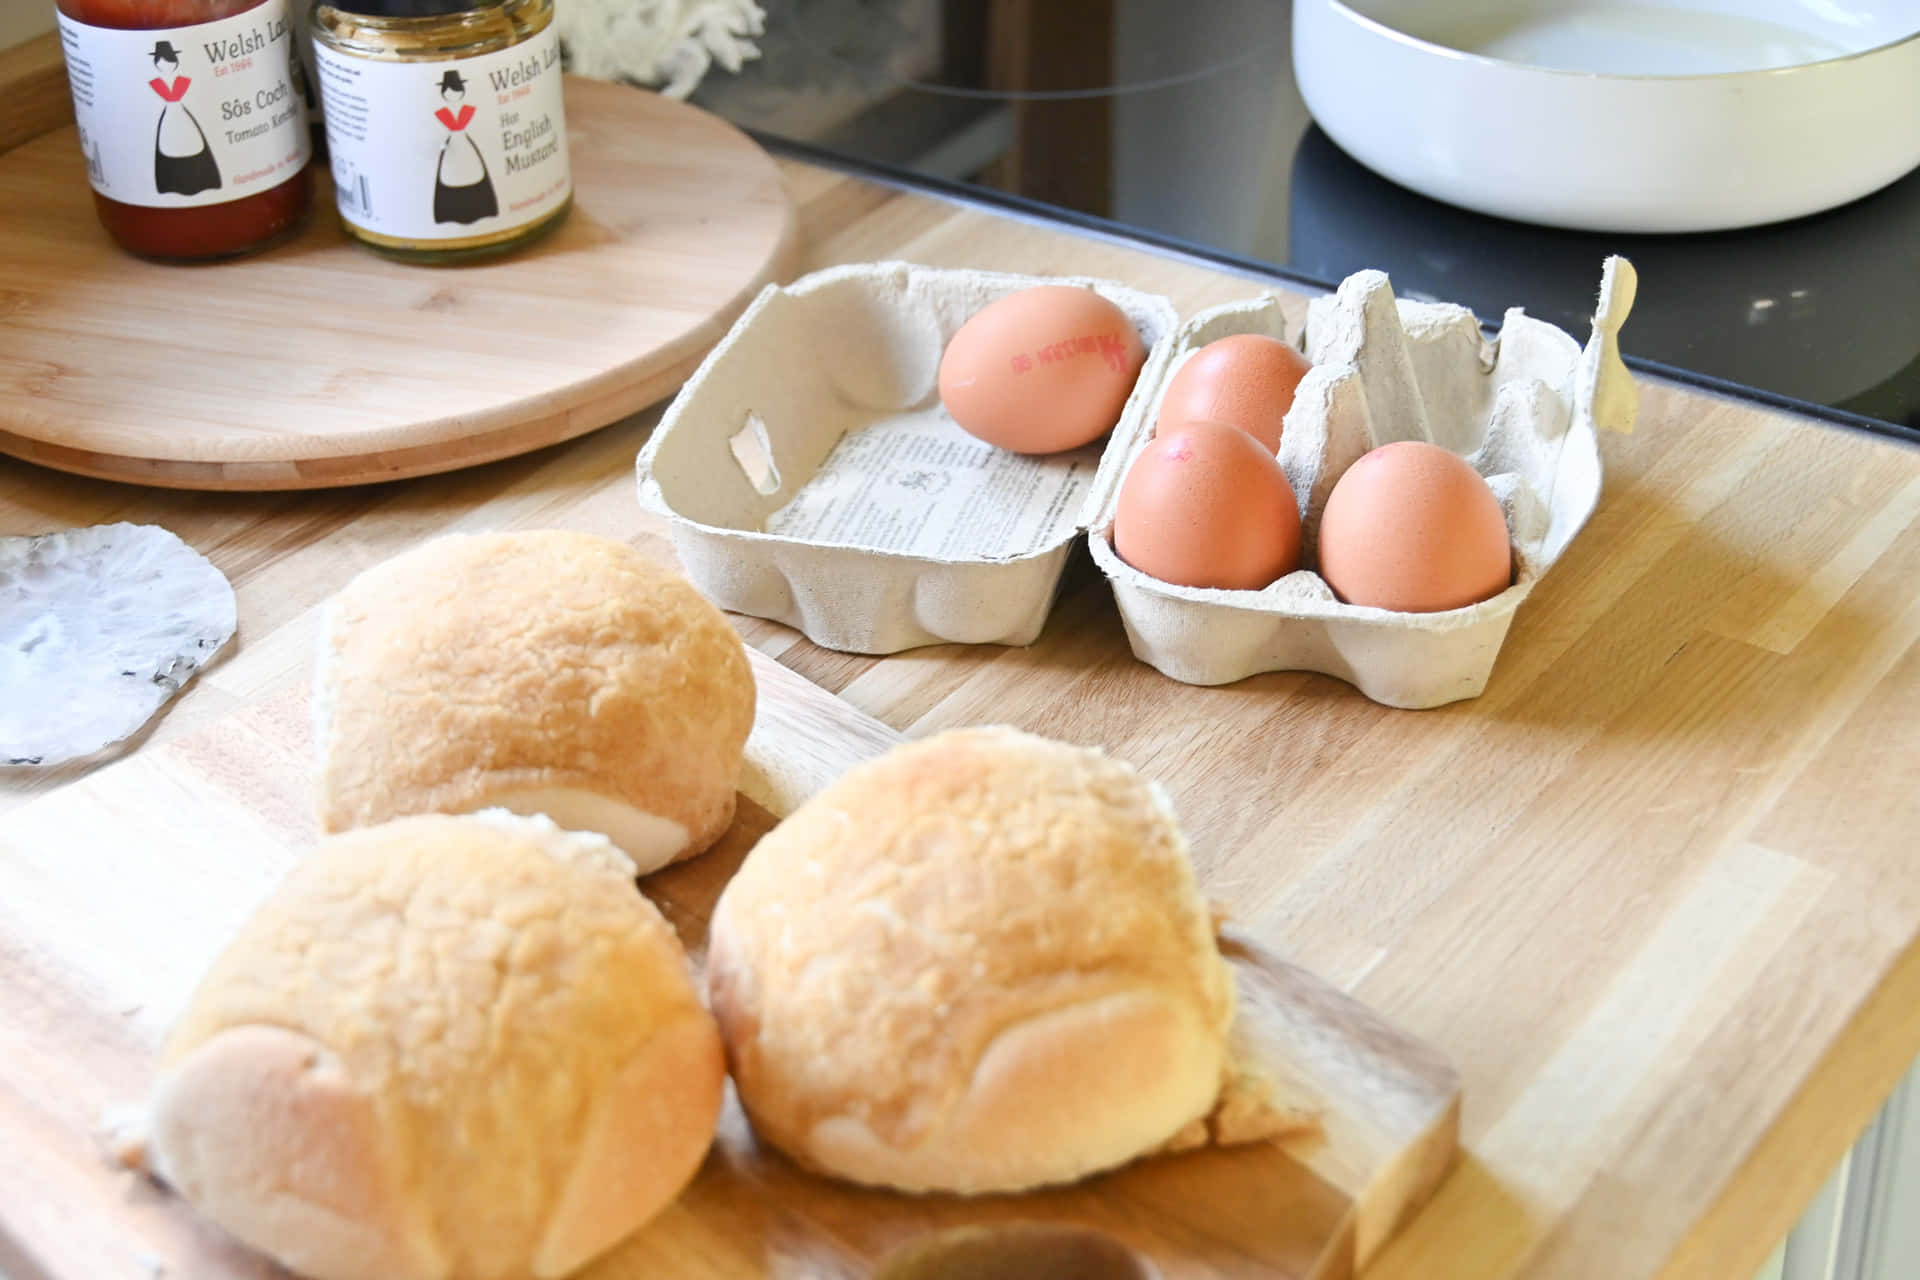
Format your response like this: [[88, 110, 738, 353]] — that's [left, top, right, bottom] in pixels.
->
[[4, 155, 1920, 1280]]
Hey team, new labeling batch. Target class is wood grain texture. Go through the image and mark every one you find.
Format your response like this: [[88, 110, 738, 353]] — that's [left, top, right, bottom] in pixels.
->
[[0, 33, 70, 158], [3, 154, 1919, 1279], [0, 76, 797, 490], [0, 593, 1457, 1280]]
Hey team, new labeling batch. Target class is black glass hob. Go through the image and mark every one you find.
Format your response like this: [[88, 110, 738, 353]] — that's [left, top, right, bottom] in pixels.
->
[[685, 0, 1920, 444]]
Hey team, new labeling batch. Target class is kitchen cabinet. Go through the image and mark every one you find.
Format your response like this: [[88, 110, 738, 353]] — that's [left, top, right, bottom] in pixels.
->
[[1773, 1063, 1920, 1280]]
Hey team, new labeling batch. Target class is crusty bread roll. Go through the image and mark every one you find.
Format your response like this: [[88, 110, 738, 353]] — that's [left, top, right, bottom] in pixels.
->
[[706, 726, 1239, 1195], [118, 811, 725, 1280], [315, 531, 754, 873]]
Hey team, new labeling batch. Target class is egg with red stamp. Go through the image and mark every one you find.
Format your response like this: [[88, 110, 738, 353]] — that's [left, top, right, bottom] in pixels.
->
[[937, 285, 1147, 454], [1113, 421, 1302, 591], [1316, 440, 1513, 613], [1154, 334, 1311, 454]]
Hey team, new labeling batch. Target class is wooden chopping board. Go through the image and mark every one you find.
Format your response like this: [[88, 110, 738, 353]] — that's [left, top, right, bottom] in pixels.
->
[[0, 637, 1457, 1280], [0, 76, 796, 491]]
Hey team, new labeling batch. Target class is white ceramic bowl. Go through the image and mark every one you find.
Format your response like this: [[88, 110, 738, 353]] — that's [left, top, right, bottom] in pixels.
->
[[1293, 0, 1920, 232]]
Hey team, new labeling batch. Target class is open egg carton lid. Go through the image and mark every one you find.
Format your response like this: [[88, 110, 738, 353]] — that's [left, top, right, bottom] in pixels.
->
[[635, 262, 1180, 653], [1086, 257, 1637, 707]]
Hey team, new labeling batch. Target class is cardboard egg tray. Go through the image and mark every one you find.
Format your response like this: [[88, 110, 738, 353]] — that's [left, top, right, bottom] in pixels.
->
[[636, 257, 1637, 708], [1089, 258, 1638, 706]]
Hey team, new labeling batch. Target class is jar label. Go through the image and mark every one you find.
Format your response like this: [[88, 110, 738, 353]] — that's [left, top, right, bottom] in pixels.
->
[[57, 1, 312, 210], [314, 27, 571, 242]]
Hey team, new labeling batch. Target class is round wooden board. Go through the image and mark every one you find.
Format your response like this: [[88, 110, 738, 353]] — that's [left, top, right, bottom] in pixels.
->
[[0, 76, 796, 490]]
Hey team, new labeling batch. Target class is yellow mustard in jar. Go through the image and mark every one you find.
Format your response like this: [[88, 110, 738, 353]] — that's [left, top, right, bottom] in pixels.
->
[[310, 0, 571, 262]]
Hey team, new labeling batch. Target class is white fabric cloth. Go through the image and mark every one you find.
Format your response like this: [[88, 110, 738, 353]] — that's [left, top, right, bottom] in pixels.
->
[[556, 0, 765, 98]]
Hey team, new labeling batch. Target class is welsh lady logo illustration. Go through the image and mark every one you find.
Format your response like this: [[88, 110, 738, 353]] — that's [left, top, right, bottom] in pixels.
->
[[432, 69, 498, 224], [148, 39, 221, 196]]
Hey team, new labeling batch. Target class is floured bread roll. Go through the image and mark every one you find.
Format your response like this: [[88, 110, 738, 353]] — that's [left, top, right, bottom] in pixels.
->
[[315, 531, 754, 872], [706, 726, 1239, 1194], [118, 811, 725, 1280]]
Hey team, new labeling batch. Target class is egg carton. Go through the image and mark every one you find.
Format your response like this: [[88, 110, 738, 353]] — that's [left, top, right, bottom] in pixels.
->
[[1085, 257, 1638, 707], [635, 262, 1181, 652]]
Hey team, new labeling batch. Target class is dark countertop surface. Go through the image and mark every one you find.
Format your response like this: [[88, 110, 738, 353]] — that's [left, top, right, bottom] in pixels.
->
[[684, 0, 1920, 445]]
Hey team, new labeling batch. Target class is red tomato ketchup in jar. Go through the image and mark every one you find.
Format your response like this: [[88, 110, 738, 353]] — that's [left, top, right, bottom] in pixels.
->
[[55, 0, 314, 260]]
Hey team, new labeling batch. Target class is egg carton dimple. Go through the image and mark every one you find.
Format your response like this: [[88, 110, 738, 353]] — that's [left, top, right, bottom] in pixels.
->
[[1086, 258, 1637, 708], [635, 262, 1182, 654]]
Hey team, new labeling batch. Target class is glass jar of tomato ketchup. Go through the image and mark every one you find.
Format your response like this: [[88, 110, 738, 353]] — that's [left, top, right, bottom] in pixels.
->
[[55, 0, 314, 260]]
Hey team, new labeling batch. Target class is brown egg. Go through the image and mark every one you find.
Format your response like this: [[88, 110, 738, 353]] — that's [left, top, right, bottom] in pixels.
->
[[1155, 334, 1311, 454], [1316, 441, 1513, 612], [1113, 421, 1302, 591], [937, 286, 1147, 455]]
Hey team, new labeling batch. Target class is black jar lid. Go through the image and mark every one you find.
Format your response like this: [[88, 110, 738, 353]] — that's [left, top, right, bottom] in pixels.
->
[[322, 0, 499, 16]]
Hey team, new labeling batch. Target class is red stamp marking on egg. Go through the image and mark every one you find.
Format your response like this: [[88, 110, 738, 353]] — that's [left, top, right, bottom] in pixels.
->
[[1007, 332, 1131, 376]]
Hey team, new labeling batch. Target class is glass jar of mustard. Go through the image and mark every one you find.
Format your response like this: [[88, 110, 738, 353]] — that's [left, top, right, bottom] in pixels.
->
[[53, 0, 315, 261], [310, 0, 572, 263]]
